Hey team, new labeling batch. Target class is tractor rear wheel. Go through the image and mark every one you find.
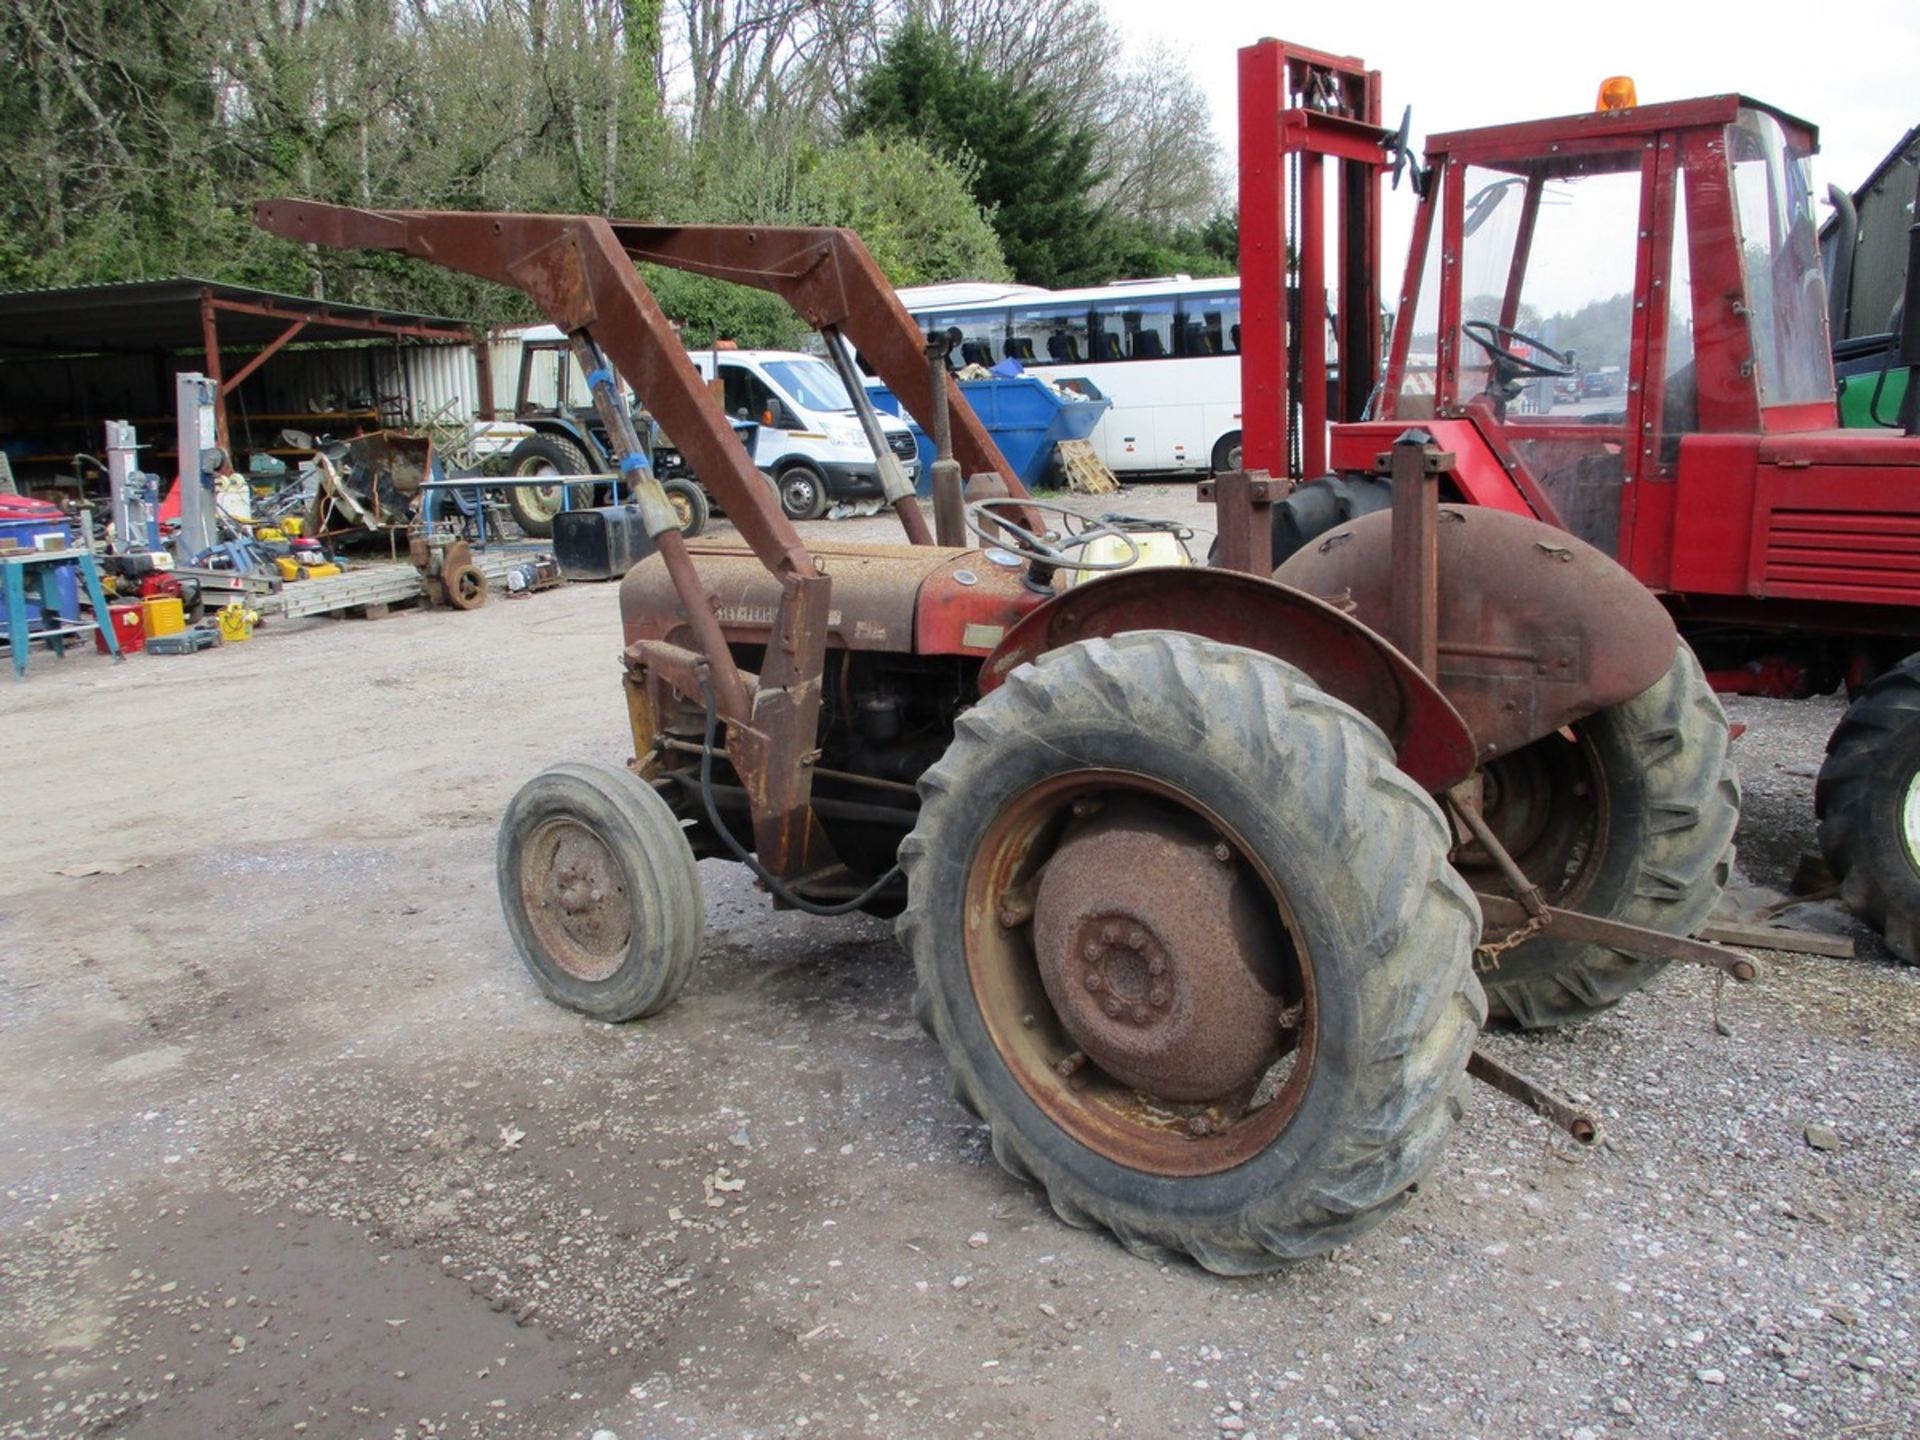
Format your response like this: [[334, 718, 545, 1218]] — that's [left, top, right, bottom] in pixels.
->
[[1816, 653, 1920, 962], [898, 632, 1484, 1272], [505, 434, 592, 538], [1464, 646, 1739, 1028], [497, 761, 704, 1021]]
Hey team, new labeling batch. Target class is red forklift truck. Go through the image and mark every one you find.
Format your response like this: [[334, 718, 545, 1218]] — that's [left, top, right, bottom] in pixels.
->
[[1241, 42, 1920, 972]]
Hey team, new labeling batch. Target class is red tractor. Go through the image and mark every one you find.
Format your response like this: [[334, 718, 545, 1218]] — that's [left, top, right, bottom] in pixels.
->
[[1244, 44, 1920, 968], [253, 40, 1766, 1270]]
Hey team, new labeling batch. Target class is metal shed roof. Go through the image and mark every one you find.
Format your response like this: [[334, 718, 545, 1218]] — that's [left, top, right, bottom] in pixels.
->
[[0, 277, 474, 357]]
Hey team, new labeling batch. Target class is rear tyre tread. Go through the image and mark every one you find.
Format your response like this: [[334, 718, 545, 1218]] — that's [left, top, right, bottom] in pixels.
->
[[1817, 654, 1920, 962], [1483, 646, 1739, 1028]]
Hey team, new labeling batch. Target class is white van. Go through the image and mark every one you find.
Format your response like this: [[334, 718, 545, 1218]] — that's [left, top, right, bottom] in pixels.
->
[[688, 349, 920, 520]]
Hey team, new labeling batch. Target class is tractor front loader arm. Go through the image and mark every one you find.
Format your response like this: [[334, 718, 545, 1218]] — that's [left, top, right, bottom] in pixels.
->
[[253, 200, 813, 592], [253, 198, 847, 885], [605, 223, 1023, 497]]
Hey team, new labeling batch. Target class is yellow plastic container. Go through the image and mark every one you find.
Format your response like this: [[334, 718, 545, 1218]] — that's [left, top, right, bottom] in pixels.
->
[[1068, 526, 1194, 586], [142, 596, 186, 638], [217, 603, 257, 643]]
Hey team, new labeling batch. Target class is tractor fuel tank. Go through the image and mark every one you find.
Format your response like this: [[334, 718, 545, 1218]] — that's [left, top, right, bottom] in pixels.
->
[[1274, 505, 1678, 764], [619, 538, 1050, 658]]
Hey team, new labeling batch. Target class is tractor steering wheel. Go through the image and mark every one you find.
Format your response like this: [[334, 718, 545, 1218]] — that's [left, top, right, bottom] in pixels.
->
[[1461, 320, 1576, 379], [964, 498, 1140, 585]]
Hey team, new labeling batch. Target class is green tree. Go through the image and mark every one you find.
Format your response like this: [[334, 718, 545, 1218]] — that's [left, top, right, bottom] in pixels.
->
[[844, 21, 1109, 287], [796, 134, 1009, 288]]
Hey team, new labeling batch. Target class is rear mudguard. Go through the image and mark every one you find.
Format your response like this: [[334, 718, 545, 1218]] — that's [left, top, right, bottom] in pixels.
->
[[980, 567, 1478, 792], [1274, 505, 1678, 764]]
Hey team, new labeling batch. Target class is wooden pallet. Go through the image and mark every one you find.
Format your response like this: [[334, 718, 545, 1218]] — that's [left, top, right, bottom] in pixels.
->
[[1056, 439, 1119, 495]]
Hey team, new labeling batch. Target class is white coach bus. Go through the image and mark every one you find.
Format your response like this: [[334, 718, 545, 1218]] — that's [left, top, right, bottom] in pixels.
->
[[895, 275, 1246, 477]]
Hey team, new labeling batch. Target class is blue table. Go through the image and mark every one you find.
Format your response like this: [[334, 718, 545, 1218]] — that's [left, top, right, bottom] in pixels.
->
[[2, 547, 121, 678]]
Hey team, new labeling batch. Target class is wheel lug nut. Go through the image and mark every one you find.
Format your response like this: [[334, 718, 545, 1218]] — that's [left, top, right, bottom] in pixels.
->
[[1148, 956, 1166, 977], [1149, 984, 1169, 1006], [1084, 973, 1103, 993], [1127, 927, 1145, 949], [1082, 940, 1100, 960], [1130, 1004, 1149, 1024], [1187, 1114, 1214, 1137], [1103, 998, 1123, 1018], [1101, 923, 1120, 943], [1212, 842, 1232, 863]]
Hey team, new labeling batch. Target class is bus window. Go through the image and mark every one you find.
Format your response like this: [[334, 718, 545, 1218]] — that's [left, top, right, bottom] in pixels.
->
[[1085, 303, 1128, 362], [1009, 304, 1088, 365], [921, 311, 1004, 369], [1180, 293, 1242, 355], [1114, 299, 1177, 360]]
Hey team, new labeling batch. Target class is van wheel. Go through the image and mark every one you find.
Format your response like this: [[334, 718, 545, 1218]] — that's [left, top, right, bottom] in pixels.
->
[[776, 464, 830, 521]]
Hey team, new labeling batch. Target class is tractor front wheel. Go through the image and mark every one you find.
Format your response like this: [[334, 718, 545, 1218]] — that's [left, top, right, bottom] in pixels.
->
[[497, 761, 704, 1021], [663, 476, 710, 537], [1817, 653, 1920, 962], [898, 632, 1484, 1272], [1464, 646, 1739, 1028]]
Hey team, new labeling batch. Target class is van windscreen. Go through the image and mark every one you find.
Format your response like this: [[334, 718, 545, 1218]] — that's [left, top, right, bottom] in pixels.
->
[[763, 358, 854, 413]]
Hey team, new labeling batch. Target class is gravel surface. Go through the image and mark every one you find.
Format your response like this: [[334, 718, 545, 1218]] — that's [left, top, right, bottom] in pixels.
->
[[2, 485, 1916, 1440]]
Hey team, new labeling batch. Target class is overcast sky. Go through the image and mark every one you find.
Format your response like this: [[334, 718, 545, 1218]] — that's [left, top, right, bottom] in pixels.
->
[[1101, 0, 1919, 269]]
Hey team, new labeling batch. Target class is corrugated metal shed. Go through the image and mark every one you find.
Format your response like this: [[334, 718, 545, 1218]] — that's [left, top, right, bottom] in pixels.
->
[[0, 277, 484, 473], [0, 278, 471, 356]]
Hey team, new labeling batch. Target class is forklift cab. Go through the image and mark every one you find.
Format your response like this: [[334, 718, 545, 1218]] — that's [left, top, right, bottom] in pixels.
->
[[1358, 97, 1835, 561]]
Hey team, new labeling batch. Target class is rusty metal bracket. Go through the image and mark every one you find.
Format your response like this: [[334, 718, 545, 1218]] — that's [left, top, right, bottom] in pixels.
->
[[1467, 1048, 1601, 1146], [1476, 893, 1760, 982], [1198, 470, 1287, 575]]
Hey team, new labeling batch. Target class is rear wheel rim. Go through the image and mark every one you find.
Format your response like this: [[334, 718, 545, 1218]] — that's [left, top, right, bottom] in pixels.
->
[[512, 458, 568, 521], [1458, 729, 1609, 907], [669, 489, 694, 528], [962, 770, 1314, 1177], [520, 817, 631, 981]]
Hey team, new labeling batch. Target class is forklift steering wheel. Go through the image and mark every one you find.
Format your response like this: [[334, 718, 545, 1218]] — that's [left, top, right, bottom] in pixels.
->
[[1461, 320, 1575, 379], [964, 498, 1141, 579]]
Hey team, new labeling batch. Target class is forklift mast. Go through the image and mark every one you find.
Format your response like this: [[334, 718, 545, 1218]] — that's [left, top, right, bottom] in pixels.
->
[[1236, 39, 1388, 481]]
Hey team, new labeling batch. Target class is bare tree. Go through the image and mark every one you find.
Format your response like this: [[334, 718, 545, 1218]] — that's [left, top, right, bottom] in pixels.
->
[[1092, 52, 1224, 230]]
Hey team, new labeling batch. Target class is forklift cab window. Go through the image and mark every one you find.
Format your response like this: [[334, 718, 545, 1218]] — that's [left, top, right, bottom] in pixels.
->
[[1422, 152, 1645, 554], [1728, 108, 1832, 408]]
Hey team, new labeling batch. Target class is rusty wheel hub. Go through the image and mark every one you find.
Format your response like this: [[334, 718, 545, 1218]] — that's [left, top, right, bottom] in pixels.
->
[[523, 818, 631, 980], [1033, 809, 1282, 1102]]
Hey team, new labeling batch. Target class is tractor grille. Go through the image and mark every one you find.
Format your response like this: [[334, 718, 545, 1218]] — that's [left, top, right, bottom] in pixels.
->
[[888, 432, 918, 461], [1763, 509, 1920, 602]]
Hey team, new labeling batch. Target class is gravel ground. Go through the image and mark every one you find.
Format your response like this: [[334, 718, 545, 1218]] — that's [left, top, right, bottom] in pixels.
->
[[2, 484, 1916, 1440]]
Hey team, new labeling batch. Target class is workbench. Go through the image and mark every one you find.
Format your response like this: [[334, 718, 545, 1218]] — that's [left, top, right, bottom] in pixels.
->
[[1, 547, 120, 678]]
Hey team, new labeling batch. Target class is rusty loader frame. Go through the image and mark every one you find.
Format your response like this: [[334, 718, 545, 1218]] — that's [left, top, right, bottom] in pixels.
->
[[257, 201, 1025, 895]]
